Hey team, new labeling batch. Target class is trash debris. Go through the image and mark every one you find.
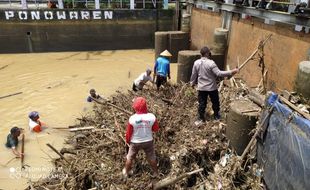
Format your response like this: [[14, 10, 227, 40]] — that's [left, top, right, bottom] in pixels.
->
[[30, 82, 266, 189]]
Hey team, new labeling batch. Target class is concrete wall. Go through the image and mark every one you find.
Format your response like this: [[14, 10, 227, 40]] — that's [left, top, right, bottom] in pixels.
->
[[190, 8, 310, 92], [190, 9, 222, 50], [0, 10, 174, 53]]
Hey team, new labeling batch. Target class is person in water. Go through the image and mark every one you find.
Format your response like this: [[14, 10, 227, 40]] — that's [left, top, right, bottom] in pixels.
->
[[5, 126, 24, 158], [28, 111, 47, 133]]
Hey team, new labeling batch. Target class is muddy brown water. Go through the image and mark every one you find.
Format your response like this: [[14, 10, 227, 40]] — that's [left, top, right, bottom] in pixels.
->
[[0, 50, 177, 190]]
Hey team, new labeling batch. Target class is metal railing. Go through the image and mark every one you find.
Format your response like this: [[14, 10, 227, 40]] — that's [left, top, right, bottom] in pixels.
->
[[0, 0, 170, 9]]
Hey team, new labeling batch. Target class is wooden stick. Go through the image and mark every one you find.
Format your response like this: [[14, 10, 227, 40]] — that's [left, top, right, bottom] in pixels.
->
[[90, 96, 133, 115], [0, 157, 16, 167], [172, 84, 187, 105], [69, 126, 95, 132], [279, 96, 310, 120], [46, 143, 69, 163], [0, 64, 8, 70], [21, 134, 25, 168], [239, 34, 272, 71], [0, 92, 22, 100], [112, 108, 129, 147], [256, 70, 268, 89], [153, 168, 203, 190], [50, 127, 69, 130], [241, 109, 261, 114]]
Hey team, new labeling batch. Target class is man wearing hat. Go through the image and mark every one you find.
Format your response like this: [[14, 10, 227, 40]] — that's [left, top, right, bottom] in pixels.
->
[[132, 68, 153, 91], [28, 111, 47, 133], [190, 46, 239, 125], [5, 126, 23, 158], [153, 50, 172, 90]]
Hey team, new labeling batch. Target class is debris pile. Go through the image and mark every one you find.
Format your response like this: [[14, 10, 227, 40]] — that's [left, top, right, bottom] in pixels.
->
[[31, 82, 264, 190]]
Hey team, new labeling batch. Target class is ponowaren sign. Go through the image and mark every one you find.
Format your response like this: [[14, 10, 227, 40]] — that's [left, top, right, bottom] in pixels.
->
[[2, 10, 113, 20]]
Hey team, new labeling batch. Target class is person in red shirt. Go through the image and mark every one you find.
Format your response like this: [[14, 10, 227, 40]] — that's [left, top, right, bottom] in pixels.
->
[[123, 97, 159, 178], [28, 111, 47, 133]]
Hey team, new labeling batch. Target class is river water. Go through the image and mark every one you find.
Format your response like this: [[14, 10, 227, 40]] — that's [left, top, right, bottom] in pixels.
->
[[0, 49, 177, 189]]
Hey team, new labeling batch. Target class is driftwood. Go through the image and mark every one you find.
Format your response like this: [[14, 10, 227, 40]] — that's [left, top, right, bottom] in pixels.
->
[[256, 70, 268, 90], [69, 126, 95, 132], [0, 92, 23, 100], [239, 34, 272, 71], [153, 168, 204, 190], [21, 134, 25, 168], [90, 96, 133, 115], [31, 83, 263, 189], [46, 143, 69, 163], [161, 98, 173, 105], [248, 89, 265, 107], [60, 148, 77, 155], [241, 109, 261, 114], [0, 64, 8, 70], [279, 96, 310, 120]]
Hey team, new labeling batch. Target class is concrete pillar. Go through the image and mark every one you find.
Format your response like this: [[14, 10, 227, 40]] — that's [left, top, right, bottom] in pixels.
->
[[58, 0, 64, 9], [95, 0, 100, 9], [212, 28, 229, 70], [155, 31, 169, 61], [130, 0, 135, 9], [296, 61, 310, 99], [177, 50, 201, 83], [212, 28, 228, 55], [155, 31, 190, 63], [169, 31, 190, 63], [181, 10, 191, 32], [226, 100, 260, 155]]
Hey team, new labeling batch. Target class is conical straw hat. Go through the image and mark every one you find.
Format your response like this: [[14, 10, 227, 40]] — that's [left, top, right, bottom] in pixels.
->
[[160, 50, 172, 57]]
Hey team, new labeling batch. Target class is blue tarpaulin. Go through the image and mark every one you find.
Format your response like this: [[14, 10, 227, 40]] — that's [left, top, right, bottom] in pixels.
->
[[257, 93, 310, 190]]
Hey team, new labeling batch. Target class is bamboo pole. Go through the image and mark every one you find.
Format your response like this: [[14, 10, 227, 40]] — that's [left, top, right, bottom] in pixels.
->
[[0, 92, 22, 100], [153, 168, 203, 189], [239, 34, 272, 71], [279, 96, 310, 120], [90, 96, 133, 115], [69, 126, 94, 132], [21, 134, 25, 168], [46, 143, 69, 163]]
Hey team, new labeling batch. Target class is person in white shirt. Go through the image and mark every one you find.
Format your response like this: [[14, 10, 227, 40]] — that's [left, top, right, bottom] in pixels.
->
[[28, 111, 47, 133], [123, 97, 159, 178], [132, 68, 153, 91]]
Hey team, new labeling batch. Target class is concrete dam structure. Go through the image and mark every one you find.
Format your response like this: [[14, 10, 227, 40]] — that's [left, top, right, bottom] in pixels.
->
[[0, 9, 174, 53]]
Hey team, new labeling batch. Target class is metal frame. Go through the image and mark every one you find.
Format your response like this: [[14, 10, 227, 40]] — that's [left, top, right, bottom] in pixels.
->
[[188, 0, 310, 27]]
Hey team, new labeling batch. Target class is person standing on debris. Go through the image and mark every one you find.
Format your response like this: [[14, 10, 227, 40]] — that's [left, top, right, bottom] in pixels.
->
[[5, 127, 24, 158], [132, 68, 153, 91], [87, 89, 103, 102], [190, 46, 238, 125], [153, 50, 172, 90], [28, 111, 47, 133], [123, 97, 159, 178]]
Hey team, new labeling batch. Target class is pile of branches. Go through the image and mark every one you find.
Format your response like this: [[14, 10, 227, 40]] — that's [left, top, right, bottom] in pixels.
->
[[30, 82, 263, 190]]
